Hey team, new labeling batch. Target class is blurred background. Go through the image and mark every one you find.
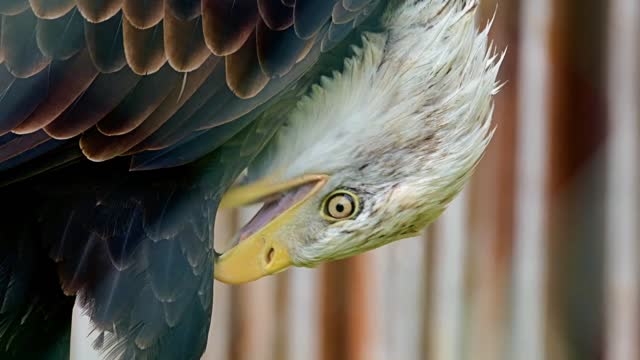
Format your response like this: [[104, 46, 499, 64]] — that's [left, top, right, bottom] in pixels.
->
[[203, 0, 639, 359]]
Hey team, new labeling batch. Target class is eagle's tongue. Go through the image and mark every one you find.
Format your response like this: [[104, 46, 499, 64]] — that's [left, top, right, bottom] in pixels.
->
[[237, 182, 316, 243]]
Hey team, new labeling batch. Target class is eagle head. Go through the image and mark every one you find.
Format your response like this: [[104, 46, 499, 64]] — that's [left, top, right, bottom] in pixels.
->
[[215, 0, 502, 283]]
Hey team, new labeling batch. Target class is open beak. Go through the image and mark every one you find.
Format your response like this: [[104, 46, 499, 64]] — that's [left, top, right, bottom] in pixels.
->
[[214, 174, 328, 284]]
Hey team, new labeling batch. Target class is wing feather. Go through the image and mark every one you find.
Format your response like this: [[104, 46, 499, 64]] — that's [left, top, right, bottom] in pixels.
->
[[76, 0, 124, 23], [0, 135, 64, 172], [0, 130, 50, 163], [202, 0, 259, 56], [28, 0, 75, 20], [95, 64, 181, 137], [0, 0, 377, 169], [163, 10, 211, 72], [129, 41, 323, 170], [0, 66, 14, 97], [0, 18, 4, 63], [165, 0, 201, 21], [293, 0, 336, 39], [343, 0, 372, 11], [321, 20, 354, 52], [332, 1, 358, 24], [123, 0, 164, 29], [44, 67, 141, 139], [128, 113, 256, 171], [1, 10, 52, 78], [83, 57, 218, 161], [35, 9, 85, 60], [225, 32, 269, 98], [130, 286, 164, 350], [0, 70, 48, 134], [128, 63, 227, 152], [0, 207, 73, 359], [12, 49, 99, 135], [0, 1, 29, 16], [122, 18, 167, 75], [84, 12, 127, 73], [258, 0, 294, 31], [257, 18, 315, 77]]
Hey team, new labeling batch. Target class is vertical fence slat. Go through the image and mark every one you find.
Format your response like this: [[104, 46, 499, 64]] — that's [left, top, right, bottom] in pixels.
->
[[349, 248, 382, 360], [236, 206, 278, 360], [511, 0, 552, 357], [358, 233, 427, 360], [606, 0, 640, 358], [380, 235, 428, 360], [430, 190, 469, 360], [286, 268, 321, 360], [238, 277, 278, 360]]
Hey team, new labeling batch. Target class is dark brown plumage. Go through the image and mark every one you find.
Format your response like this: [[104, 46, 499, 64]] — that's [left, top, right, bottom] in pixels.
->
[[332, 1, 359, 24], [0, 0, 29, 16], [76, 0, 124, 23], [202, 0, 260, 56], [0, 0, 380, 165], [122, 18, 167, 75], [1, 10, 51, 78], [258, 0, 294, 31], [163, 10, 211, 71], [0, 0, 378, 164], [36, 10, 86, 60], [44, 67, 141, 139], [13, 49, 98, 134], [123, 0, 164, 29], [29, 0, 76, 19]]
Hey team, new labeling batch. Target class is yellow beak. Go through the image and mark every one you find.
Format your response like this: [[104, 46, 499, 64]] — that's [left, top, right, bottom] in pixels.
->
[[214, 175, 328, 284]]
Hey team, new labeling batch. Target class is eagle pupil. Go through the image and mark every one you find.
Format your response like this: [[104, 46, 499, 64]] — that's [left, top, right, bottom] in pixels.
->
[[336, 204, 345, 213]]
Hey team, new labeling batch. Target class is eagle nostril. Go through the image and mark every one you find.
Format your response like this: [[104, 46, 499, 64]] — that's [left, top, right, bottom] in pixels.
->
[[265, 247, 275, 265]]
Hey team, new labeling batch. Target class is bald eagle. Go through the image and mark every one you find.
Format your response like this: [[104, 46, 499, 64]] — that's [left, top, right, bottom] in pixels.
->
[[0, 0, 500, 358]]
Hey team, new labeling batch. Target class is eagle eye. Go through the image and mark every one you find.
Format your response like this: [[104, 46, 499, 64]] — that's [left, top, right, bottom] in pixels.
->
[[322, 191, 359, 220]]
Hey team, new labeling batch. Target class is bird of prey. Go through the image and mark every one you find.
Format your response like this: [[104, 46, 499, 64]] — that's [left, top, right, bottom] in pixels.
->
[[0, 0, 500, 358]]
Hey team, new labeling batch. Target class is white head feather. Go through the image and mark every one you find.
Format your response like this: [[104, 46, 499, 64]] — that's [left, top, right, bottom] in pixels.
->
[[253, 0, 503, 265]]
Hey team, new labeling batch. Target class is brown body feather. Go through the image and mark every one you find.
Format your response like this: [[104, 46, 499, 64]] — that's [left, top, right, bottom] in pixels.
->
[[258, 0, 294, 31], [13, 49, 99, 134], [82, 56, 219, 160], [44, 67, 141, 139], [0, 0, 29, 16], [36, 10, 85, 60], [1, 10, 51, 78], [202, 0, 260, 56], [122, 19, 167, 75], [76, 0, 124, 23], [123, 0, 164, 29], [163, 10, 210, 71], [28, 0, 75, 20]]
